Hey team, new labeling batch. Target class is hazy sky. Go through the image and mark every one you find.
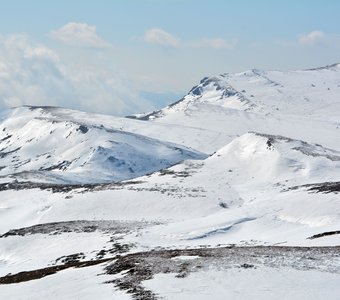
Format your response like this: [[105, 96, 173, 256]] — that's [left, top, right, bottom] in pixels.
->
[[0, 0, 339, 115]]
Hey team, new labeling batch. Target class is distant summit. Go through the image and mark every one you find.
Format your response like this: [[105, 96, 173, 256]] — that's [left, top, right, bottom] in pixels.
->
[[128, 63, 340, 121]]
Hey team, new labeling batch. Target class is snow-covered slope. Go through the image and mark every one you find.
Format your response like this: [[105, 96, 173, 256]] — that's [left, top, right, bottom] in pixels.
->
[[0, 106, 205, 184], [1, 132, 339, 242], [133, 132, 340, 246], [1, 64, 340, 299]]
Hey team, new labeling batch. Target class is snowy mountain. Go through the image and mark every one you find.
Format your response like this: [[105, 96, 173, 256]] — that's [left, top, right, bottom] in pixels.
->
[[0, 106, 205, 184], [1, 65, 340, 300], [131, 63, 340, 120]]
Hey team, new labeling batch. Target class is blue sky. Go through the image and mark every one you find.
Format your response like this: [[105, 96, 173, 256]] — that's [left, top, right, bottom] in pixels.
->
[[0, 0, 339, 115]]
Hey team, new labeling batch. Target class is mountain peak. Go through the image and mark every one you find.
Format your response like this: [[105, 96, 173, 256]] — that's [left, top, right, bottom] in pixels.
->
[[128, 63, 340, 122]]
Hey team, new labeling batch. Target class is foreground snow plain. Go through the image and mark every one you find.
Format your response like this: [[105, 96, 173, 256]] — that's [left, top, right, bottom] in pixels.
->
[[0, 64, 340, 299], [143, 267, 340, 300]]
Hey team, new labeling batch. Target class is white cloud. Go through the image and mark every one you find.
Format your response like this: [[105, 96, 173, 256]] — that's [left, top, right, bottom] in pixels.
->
[[188, 38, 236, 49], [50, 22, 111, 48], [276, 31, 340, 48], [143, 28, 235, 50], [3, 96, 23, 107], [0, 34, 153, 116], [144, 28, 180, 47], [298, 31, 325, 45]]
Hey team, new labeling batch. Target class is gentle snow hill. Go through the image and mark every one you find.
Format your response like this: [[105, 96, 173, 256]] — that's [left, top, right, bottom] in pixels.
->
[[0, 106, 206, 184], [207, 132, 340, 185]]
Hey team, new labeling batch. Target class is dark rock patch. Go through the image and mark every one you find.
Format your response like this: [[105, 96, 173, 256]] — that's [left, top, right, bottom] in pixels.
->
[[77, 125, 89, 134], [308, 230, 340, 240]]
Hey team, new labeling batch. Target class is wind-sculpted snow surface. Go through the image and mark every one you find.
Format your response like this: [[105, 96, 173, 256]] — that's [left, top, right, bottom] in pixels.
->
[[1, 64, 340, 299]]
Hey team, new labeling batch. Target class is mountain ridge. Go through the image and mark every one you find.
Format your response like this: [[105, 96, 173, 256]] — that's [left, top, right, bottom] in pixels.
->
[[128, 63, 340, 121]]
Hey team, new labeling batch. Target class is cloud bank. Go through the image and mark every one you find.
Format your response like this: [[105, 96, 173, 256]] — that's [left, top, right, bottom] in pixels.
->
[[0, 34, 152, 116]]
